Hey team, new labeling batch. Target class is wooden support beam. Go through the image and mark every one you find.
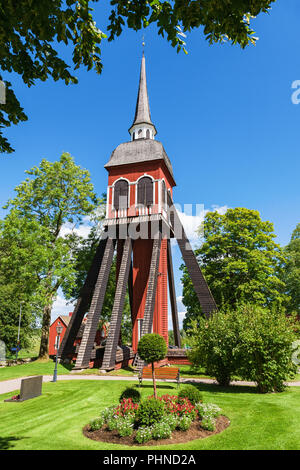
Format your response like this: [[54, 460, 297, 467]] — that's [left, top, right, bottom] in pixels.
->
[[101, 238, 133, 370], [73, 237, 116, 369], [134, 232, 162, 370], [128, 258, 134, 324], [167, 239, 181, 348], [167, 192, 217, 318], [58, 238, 108, 361]]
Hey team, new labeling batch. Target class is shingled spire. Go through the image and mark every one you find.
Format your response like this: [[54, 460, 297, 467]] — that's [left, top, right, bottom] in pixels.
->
[[129, 53, 157, 141]]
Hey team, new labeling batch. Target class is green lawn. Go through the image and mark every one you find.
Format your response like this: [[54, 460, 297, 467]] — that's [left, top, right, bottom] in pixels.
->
[[0, 359, 74, 381], [1, 359, 299, 383], [0, 379, 299, 450]]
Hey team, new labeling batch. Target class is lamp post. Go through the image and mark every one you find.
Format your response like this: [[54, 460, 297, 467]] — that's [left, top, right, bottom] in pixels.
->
[[16, 301, 24, 360], [52, 322, 63, 383]]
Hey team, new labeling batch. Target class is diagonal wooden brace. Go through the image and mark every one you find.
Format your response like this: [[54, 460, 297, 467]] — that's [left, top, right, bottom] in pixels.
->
[[167, 239, 181, 347], [167, 192, 217, 318], [58, 237, 109, 361], [73, 237, 116, 369]]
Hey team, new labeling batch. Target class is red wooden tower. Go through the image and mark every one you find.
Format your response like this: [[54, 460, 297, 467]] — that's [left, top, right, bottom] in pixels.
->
[[58, 54, 217, 371]]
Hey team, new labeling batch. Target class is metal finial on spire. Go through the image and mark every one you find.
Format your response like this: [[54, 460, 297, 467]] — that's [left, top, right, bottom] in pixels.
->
[[142, 34, 145, 55]]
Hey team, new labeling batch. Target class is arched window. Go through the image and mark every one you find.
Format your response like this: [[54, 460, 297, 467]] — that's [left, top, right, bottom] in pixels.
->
[[146, 129, 150, 139], [138, 128, 143, 138], [113, 180, 129, 210], [137, 176, 153, 206]]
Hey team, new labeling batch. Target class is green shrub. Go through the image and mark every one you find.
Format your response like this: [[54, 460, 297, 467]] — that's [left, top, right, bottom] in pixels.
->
[[178, 384, 203, 405], [201, 416, 216, 431], [163, 414, 178, 431], [235, 304, 297, 393], [177, 415, 193, 431], [119, 387, 141, 404], [137, 334, 168, 398], [107, 417, 119, 431], [151, 421, 172, 440], [137, 333, 167, 364], [116, 417, 134, 437], [100, 406, 116, 423], [196, 403, 221, 420], [135, 397, 165, 426], [188, 303, 297, 392], [89, 417, 104, 431], [188, 309, 239, 386], [135, 426, 153, 444]]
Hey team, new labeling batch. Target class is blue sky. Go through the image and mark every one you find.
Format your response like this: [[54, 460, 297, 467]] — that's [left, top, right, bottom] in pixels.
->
[[1, 1, 300, 323]]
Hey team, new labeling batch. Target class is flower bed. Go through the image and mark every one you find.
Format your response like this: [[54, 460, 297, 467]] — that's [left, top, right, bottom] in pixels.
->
[[83, 389, 230, 446]]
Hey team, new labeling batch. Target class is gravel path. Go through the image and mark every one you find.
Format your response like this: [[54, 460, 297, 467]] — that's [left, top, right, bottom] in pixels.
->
[[1, 374, 300, 395]]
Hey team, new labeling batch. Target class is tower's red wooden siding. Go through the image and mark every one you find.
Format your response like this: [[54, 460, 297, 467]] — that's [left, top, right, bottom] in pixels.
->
[[107, 158, 174, 354]]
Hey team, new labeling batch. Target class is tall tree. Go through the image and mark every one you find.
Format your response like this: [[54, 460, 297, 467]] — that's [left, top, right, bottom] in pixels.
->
[[0, 0, 275, 152], [282, 223, 300, 315], [0, 153, 100, 358], [181, 207, 287, 331], [0, 276, 39, 352]]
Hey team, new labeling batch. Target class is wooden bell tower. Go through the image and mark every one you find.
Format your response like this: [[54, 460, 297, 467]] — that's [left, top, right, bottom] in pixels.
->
[[58, 53, 217, 371]]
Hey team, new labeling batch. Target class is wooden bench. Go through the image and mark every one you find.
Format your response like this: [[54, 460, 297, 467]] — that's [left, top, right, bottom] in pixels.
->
[[138, 367, 180, 388]]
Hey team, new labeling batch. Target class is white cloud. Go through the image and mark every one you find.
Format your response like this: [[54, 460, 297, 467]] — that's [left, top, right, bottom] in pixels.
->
[[51, 293, 75, 323], [175, 204, 229, 248], [59, 206, 106, 240]]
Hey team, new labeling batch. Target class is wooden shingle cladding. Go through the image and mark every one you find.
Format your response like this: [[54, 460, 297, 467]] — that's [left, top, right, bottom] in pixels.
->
[[104, 140, 175, 184]]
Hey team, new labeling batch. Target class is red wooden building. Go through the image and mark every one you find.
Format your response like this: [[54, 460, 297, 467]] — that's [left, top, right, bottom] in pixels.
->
[[58, 53, 216, 371], [49, 312, 107, 359], [104, 54, 175, 353]]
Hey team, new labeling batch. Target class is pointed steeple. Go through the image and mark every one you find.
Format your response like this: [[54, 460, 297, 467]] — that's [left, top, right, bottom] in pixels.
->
[[129, 53, 157, 140]]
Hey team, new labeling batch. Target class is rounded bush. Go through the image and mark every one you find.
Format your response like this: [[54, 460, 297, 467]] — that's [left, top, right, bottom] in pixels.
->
[[116, 417, 134, 437], [107, 417, 119, 431], [178, 385, 203, 405], [135, 426, 153, 444], [135, 397, 165, 426], [163, 413, 178, 431], [151, 421, 172, 440], [137, 333, 167, 364], [119, 387, 141, 404], [201, 416, 216, 431], [177, 415, 193, 431], [89, 417, 104, 431]]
